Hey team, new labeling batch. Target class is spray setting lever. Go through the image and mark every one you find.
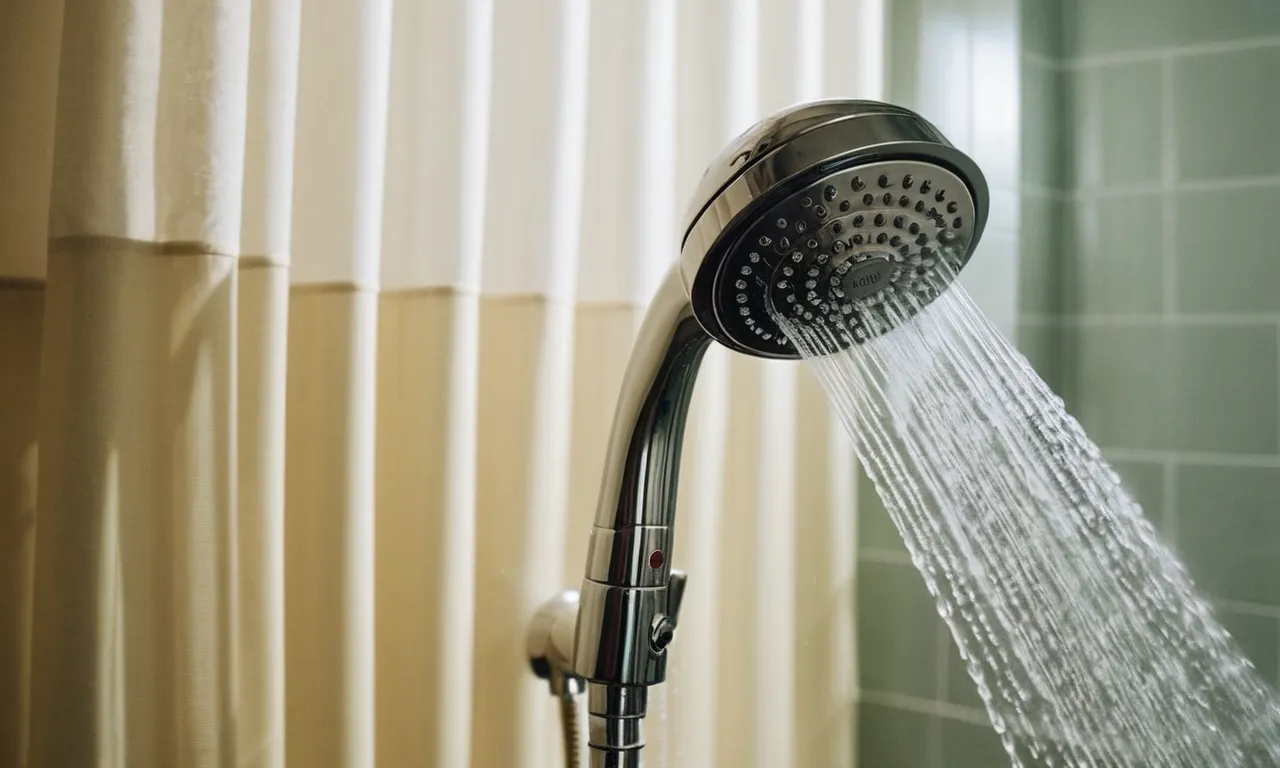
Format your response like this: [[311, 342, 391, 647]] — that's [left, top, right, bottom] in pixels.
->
[[649, 570, 686, 654]]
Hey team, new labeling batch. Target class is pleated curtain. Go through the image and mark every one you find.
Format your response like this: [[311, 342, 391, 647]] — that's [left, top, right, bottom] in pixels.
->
[[0, 0, 886, 766]]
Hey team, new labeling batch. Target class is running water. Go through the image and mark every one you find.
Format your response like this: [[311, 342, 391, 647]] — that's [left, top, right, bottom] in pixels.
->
[[774, 255, 1280, 766]]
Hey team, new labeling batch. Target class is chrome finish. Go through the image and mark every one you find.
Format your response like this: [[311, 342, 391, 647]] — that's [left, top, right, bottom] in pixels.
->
[[583, 526, 673, 587], [528, 592, 588, 767], [680, 99, 988, 359], [589, 748, 642, 768], [528, 590, 582, 687], [587, 683, 646, 765], [573, 266, 709, 685], [525, 99, 990, 766], [649, 570, 686, 654], [559, 686, 586, 768]]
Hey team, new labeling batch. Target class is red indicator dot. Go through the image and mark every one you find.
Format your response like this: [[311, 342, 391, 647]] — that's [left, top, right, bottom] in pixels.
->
[[649, 549, 665, 570]]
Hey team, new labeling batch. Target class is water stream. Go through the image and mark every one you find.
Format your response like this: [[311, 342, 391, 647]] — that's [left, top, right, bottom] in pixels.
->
[[776, 257, 1280, 766]]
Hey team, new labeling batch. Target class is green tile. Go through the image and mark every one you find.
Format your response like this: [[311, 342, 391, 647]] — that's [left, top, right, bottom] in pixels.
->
[[858, 560, 942, 699], [1177, 465, 1280, 606], [1017, 193, 1063, 315], [1176, 185, 1280, 313], [1166, 326, 1278, 454], [1015, 323, 1065, 395], [1175, 47, 1280, 181], [940, 719, 1008, 768], [959, 233, 1020, 339], [1216, 608, 1280, 684], [859, 468, 906, 551], [1107, 458, 1166, 532], [1021, 62, 1067, 188], [1072, 62, 1164, 188], [1020, 0, 1064, 58], [858, 703, 937, 768], [1065, 325, 1163, 449], [943, 634, 988, 711], [1062, 195, 1164, 314], [1062, 0, 1280, 57], [1066, 324, 1279, 454]]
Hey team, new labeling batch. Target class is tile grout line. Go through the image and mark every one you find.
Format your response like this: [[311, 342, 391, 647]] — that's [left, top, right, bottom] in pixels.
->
[[1102, 447, 1280, 468], [1063, 34, 1280, 69], [857, 689, 991, 726], [936, 616, 950, 709], [1160, 54, 1177, 320], [1019, 312, 1280, 328], [1216, 599, 1280, 621], [1025, 176, 1280, 202], [1049, 175, 1280, 199], [858, 547, 915, 566], [1162, 460, 1178, 546]]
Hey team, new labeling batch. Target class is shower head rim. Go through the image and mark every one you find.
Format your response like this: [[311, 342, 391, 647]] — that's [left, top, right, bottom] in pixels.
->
[[680, 102, 989, 360], [679, 99, 927, 243]]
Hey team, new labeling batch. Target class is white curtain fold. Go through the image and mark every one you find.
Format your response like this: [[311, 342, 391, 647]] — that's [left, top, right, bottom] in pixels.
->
[[0, 0, 881, 766]]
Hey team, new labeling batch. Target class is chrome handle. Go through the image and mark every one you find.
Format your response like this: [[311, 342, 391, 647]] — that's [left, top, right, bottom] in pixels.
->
[[665, 569, 687, 626], [648, 570, 687, 655]]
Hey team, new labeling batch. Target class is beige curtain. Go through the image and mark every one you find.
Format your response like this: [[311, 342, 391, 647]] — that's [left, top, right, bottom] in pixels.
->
[[0, 0, 885, 766]]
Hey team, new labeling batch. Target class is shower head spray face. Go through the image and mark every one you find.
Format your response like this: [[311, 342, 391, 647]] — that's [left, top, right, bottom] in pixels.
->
[[680, 100, 990, 358]]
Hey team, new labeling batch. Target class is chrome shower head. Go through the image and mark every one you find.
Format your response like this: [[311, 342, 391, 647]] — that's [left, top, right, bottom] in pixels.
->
[[680, 100, 989, 358], [552, 100, 992, 766]]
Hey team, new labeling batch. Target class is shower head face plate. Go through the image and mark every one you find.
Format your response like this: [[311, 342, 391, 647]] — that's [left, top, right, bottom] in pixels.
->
[[680, 100, 989, 359], [729, 159, 977, 353]]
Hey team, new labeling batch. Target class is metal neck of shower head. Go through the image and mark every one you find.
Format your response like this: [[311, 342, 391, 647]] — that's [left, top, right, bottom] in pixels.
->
[[568, 99, 988, 764]]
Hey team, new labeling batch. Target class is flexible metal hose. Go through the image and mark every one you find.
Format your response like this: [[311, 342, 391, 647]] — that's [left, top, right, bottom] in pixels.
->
[[559, 689, 583, 768]]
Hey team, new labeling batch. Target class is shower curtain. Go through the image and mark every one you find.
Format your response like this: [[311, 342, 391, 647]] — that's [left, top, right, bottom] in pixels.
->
[[0, 0, 884, 765]]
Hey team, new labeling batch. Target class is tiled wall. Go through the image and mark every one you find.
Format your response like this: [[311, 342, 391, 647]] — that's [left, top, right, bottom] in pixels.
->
[[858, 0, 1280, 764], [1018, 0, 1280, 720]]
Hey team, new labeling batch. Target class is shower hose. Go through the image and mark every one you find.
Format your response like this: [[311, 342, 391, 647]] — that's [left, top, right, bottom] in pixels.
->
[[558, 685, 583, 768]]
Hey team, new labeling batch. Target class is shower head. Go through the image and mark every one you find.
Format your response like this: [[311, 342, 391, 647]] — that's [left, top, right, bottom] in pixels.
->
[[680, 99, 989, 359], [561, 100, 991, 766]]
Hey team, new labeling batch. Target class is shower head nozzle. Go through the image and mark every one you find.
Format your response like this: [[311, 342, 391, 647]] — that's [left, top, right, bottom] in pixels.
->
[[680, 100, 990, 359]]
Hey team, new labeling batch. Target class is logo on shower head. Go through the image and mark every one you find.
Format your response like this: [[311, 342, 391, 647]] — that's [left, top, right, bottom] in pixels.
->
[[842, 255, 895, 300]]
